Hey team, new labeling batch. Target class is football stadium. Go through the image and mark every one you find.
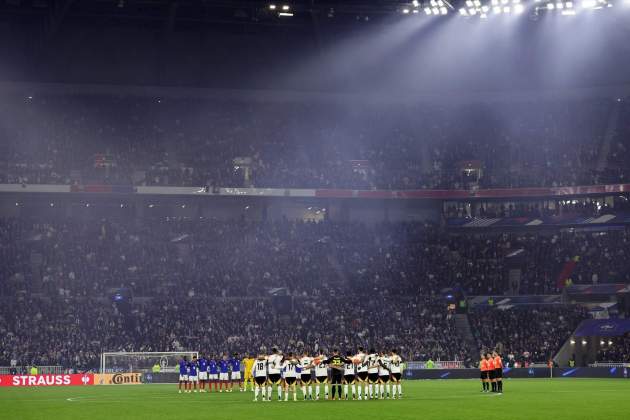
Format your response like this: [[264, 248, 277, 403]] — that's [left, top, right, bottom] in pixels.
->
[[1, 1, 630, 419]]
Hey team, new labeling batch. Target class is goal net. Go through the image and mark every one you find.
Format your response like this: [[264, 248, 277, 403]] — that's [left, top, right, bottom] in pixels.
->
[[100, 351, 198, 374]]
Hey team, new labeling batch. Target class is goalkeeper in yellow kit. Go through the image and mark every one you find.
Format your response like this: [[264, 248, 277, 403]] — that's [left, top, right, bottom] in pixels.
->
[[243, 353, 256, 391]]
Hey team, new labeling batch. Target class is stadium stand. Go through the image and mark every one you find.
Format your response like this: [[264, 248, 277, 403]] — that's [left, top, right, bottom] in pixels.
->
[[469, 306, 588, 365], [1, 95, 627, 190], [2, 217, 630, 297], [3, 218, 629, 299], [5, 213, 628, 369], [0, 294, 462, 370], [596, 334, 630, 363]]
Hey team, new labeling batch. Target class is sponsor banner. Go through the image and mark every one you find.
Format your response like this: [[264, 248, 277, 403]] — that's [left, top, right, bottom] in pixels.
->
[[573, 319, 630, 337], [447, 213, 630, 229], [4, 182, 630, 200], [403, 367, 629, 380], [567, 284, 630, 295], [318, 183, 630, 200], [469, 295, 563, 308], [70, 184, 135, 194], [0, 184, 71, 193], [0, 374, 94, 387], [94, 373, 143, 385], [132, 368, 630, 383]]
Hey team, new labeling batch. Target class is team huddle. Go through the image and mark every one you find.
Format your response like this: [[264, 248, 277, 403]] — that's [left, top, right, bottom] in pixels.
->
[[178, 347, 404, 401], [249, 347, 404, 402]]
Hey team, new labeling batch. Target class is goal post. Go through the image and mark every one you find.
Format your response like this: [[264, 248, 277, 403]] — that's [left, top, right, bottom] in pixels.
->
[[100, 351, 198, 374]]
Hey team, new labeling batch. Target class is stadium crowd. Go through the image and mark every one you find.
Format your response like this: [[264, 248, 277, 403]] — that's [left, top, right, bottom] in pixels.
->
[[596, 334, 630, 363], [0, 293, 587, 370], [0, 295, 462, 370], [608, 100, 630, 185], [1, 94, 628, 190], [2, 218, 630, 299], [1, 215, 616, 369], [469, 306, 588, 366]]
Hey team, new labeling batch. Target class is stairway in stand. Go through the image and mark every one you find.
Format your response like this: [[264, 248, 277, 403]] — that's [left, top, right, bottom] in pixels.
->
[[454, 313, 478, 360]]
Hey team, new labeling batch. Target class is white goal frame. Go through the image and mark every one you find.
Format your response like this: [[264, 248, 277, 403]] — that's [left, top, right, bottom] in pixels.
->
[[100, 351, 198, 374]]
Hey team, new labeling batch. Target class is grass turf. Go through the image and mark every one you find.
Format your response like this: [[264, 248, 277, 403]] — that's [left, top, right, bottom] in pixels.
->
[[1, 379, 629, 420]]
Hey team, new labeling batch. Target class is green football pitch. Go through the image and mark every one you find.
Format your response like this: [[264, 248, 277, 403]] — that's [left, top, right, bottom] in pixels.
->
[[2, 379, 629, 420]]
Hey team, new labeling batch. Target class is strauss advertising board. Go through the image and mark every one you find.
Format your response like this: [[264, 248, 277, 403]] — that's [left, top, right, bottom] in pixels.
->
[[0, 374, 94, 387]]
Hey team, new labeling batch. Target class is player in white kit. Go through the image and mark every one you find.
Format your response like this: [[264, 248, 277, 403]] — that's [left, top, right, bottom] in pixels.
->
[[281, 353, 299, 401], [389, 349, 403, 399], [342, 351, 357, 400], [251, 354, 269, 402], [299, 351, 314, 400], [267, 348, 284, 402], [378, 351, 392, 399], [251, 354, 268, 402], [366, 349, 380, 399], [314, 350, 329, 400], [354, 347, 368, 401]]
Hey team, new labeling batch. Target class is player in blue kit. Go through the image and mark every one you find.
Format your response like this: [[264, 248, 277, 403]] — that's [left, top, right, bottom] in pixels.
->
[[178, 356, 188, 394], [198, 355, 208, 392], [218, 355, 230, 392], [188, 356, 199, 393], [229, 353, 243, 392], [208, 357, 219, 392]]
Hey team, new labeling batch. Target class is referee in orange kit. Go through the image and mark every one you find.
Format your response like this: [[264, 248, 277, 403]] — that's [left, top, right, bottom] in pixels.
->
[[492, 351, 503, 394], [479, 352, 489, 392], [486, 352, 496, 392]]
